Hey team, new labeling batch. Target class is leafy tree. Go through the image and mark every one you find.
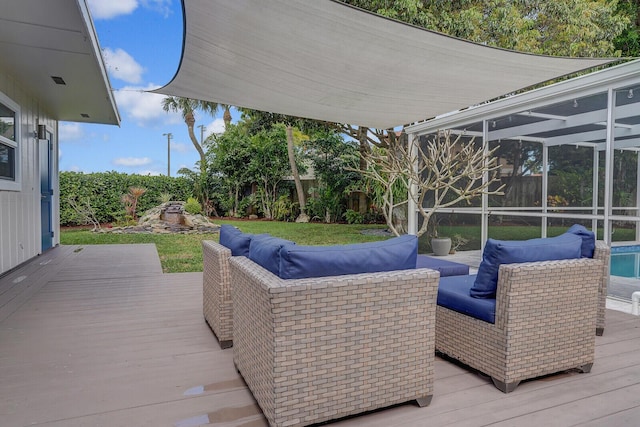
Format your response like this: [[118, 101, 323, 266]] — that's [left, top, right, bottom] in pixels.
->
[[207, 124, 255, 216], [306, 132, 362, 222], [239, 109, 334, 221], [343, 0, 629, 56], [249, 123, 292, 219], [615, 0, 640, 56]]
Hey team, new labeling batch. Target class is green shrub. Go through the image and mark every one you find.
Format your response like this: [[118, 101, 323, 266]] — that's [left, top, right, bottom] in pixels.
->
[[343, 209, 364, 224], [60, 171, 192, 225], [158, 192, 172, 204], [273, 195, 298, 221], [184, 197, 203, 215]]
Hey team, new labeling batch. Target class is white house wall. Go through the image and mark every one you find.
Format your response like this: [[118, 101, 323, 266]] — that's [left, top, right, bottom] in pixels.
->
[[0, 69, 58, 275]]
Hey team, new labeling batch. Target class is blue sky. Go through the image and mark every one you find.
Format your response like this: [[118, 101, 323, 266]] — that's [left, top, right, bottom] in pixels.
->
[[59, 0, 237, 176]]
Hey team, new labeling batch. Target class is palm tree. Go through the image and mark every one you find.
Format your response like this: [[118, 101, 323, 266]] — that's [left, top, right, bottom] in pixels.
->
[[161, 97, 231, 173]]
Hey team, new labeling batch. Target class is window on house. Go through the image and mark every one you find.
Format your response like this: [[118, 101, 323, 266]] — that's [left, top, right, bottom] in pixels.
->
[[0, 93, 19, 189]]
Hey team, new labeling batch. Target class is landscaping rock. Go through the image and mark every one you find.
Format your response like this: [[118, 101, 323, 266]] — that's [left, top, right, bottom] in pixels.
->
[[97, 201, 220, 234]]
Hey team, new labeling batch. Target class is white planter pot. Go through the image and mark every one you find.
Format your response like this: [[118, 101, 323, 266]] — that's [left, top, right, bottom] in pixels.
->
[[431, 237, 452, 256]]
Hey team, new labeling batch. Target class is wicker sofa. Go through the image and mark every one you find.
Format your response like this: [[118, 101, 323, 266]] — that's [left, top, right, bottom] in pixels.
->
[[435, 234, 609, 393], [202, 225, 469, 350], [230, 255, 439, 427], [202, 240, 233, 348]]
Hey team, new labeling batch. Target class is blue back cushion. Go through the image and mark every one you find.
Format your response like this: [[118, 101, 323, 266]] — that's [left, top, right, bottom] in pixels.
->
[[470, 233, 582, 299], [438, 275, 496, 323], [565, 224, 596, 258], [279, 234, 418, 279], [249, 235, 296, 276], [219, 225, 253, 256]]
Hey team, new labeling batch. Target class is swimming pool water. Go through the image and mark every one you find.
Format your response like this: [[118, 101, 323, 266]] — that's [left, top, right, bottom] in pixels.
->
[[610, 245, 640, 278]]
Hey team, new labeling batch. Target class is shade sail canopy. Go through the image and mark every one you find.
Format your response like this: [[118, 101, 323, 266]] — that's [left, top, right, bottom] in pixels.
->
[[155, 0, 617, 129]]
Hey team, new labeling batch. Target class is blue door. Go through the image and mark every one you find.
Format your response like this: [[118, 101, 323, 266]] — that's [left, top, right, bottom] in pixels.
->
[[40, 137, 53, 251]]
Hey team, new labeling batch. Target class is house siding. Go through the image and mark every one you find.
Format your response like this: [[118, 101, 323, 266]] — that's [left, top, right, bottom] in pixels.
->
[[0, 69, 59, 275]]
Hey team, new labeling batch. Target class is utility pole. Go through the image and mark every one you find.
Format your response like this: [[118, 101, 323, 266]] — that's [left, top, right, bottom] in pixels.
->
[[197, 124, 206, 144], [163, 132, 173, 177]]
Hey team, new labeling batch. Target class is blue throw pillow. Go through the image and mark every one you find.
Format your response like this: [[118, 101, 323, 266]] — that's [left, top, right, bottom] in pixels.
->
[[470, 233, 582, 299], [218, 224, 253, 256], [279, 234, 417, 279], [565, 224, 596, 258], [249, 235, 296, 276]]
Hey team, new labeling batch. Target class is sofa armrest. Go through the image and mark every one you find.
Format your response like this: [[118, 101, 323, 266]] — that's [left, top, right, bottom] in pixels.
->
[[202, 240, 233, 345], [593, 241, 611, 334], [495, 258, 603, 336], [230, 255, 440, 426]]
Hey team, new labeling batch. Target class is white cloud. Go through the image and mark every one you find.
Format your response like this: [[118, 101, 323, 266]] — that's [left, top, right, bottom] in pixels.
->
[[88, 0, 172, 20], [88, 0, 138, 19], [59, 123, 85, 141], [113, 157, 153, 167], [171, 142, 191, 153], [103, 48, 145, 84], [206, 118, 226, 135], [141, 0, 172, 18], [114, 84, 181, 127]]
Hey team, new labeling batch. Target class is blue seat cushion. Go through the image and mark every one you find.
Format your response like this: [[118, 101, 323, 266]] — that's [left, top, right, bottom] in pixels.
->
[[416, 255, 469, 277], [565, 224, 596, 258], [249, 235, 296, 276], [279, 234, 418, 279], [219, 225, 253, 256], [438, 274, 496, 323], [470, 233, 582, 299]]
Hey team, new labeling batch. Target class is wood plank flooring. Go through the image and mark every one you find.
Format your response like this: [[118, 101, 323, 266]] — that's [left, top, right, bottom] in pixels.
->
[[1, 244, 640, 426]]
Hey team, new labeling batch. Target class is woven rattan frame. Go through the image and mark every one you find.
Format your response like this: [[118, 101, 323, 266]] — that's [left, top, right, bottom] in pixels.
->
[[230, 256, 440, 427], [436, 257, 604, 393], [202, 241, 233, 348], [593, 241, 610, 336]]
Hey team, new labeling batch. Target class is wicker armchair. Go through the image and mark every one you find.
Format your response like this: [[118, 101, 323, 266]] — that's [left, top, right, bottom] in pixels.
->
[[436, 257, 604, 393], [229, 256, 440, 427], [202, 241, 233, 349]]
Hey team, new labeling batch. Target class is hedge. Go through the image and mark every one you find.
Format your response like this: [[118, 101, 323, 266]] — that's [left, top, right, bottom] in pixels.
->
[[59, 171, 193, 226]]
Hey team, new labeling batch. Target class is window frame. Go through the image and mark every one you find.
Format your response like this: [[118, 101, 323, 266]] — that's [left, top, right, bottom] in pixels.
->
[[0, 91, 21, 191]]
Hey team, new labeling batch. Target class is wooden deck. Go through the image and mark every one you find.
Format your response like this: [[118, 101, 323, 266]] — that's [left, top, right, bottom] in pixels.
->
[[2, 244, 640, 427]]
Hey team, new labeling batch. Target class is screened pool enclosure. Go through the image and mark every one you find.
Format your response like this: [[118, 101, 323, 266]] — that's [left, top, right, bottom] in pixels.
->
[[406, 59, 640, 248]]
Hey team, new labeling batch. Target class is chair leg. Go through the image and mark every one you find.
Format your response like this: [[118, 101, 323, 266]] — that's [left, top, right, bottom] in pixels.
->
[[416, 395, 433, 407], [596, 327, 604, 336], [491, 377, 520, 393], [219, 339, 233, 349], [579, 363, 593, 373]]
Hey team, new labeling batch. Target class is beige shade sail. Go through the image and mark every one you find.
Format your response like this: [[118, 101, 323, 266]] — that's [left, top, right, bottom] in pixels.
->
[[154, 0, 617, 129]]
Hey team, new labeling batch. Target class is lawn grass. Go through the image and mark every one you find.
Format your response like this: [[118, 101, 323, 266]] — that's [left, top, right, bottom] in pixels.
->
[[60, 220, 389, 273], [60, 230, 220, 273], [61, 220, 636, 273]]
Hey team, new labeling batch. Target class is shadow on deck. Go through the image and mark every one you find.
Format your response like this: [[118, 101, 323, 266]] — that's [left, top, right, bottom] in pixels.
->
[[1, 245, 640, 426]]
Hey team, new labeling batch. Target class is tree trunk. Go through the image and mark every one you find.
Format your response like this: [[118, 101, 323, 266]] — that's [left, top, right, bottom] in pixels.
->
[[286, 126, 309, 222], [223, 106, 232, 130], [357, 126, 369, 214], [185, 111, 207, 174]]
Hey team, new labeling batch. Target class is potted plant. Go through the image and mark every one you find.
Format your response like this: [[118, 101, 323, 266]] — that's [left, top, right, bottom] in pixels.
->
[[431, 231, 452, 256]]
